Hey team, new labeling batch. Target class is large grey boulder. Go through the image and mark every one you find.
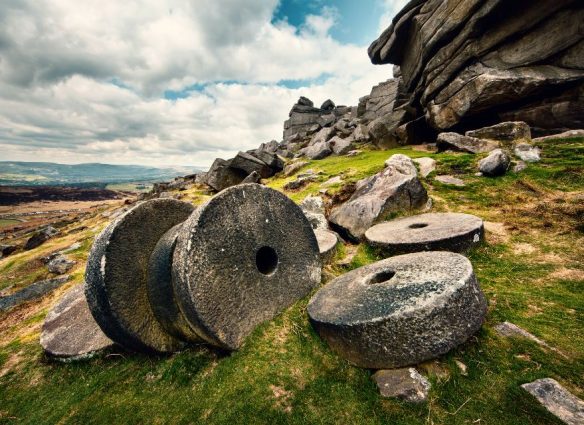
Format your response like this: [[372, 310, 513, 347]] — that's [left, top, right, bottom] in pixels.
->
[[205, 158, 247, 192], [330, 136, 353, 155], [329, 154, 428, 240], [478, 149, 510, 177], [307, 251, 487, 369], [85, 199, 195, 353], [466, 122, 531, 145], [310, 127, 335, 146], [305, 141, 332, 160], [521, 378, 584, 425], [284, 97, 334, 139], [230, 151, 273, 178], [437, 132, 498, 154], [41, 284, 114, 361], [173, 185, 321, 350], [365, 212, 484, 256], [24, 225, 59, 250]]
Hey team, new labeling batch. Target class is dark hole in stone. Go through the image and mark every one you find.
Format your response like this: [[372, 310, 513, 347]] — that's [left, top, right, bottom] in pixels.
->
[[367, 270, 396, 285], [409, 223, 429, 229], [256, 246, 279, 275]]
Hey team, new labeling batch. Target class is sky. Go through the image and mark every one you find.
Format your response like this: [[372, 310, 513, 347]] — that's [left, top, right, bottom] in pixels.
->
[[0, 0, 408, 168]]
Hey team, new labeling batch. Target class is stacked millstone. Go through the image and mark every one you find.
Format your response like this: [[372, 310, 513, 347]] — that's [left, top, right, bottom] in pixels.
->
[[75, 185, 321, 355]]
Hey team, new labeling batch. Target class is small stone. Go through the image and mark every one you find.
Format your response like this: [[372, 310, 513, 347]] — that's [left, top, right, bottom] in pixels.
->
[[41, 284, 114, 361], [315, 229, 339, 264], [514, 143, 541, 162], [513, 161, 527, 173], [372, 368, 431, 403], [521, 378, 584, 425], [479, 149, 510, 177], [283, 176, 317, 191], [435, 175, 465, 186], [47, 255, 76, 275], [493, 321, 567, 358], [418, 360, 450, 381], [413, 157, 436, 178], [455, 360, 468, 376]]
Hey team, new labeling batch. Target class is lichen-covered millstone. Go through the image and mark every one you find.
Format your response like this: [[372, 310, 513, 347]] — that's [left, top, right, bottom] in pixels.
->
[[173, 184, 321, 350], [41, 284, 114, 361], [85, 199, 195, 353], [147, 223, 202, 343], [365, 213, 484, 256], [315, 229, 339, 264], [307, 251, 487, 369]]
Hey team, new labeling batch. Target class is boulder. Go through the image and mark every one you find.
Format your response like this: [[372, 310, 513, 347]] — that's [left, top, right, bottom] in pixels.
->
[[307, 251, 487, 369], [437, 132, 498, 154], [365, 212, 484, 256], [514, 143, 541, 162], [479, 149, 510, 177], [0, 244, 17, 259], [205, 158, 246, 192], [85, 199, 195, 353], [24, 225, 59, 250], [372, 368, 431, 403], [466, 122, 532, 145], [230, 151, 273, 178], [305, 141, 332, 160], [41, 284, 114, 361], [0, 275, 71, 313], [310, 127, 335, 146], [249, 150, 284, 172], [283, 175, 317, 191], [321, 99, 335, 111], [47, 255, 76, 275], [521, 378, 584, 425], [329, 154, 428, 240], [241, 171, 261, 184], [413, 157, 436, 178], [283, 161, 308, 177], [300, 196, 328, 230], [357, 79, 401, 123], [284, 97, 334, 139], [173, 185, 321, 350], [329, 136, 353, 155]]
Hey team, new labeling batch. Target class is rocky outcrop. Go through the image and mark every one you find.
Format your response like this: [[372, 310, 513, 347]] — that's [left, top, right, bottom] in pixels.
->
[[283, 97, 353, 140], [24, 225, 59, 250], [368, 0, 584, 136]]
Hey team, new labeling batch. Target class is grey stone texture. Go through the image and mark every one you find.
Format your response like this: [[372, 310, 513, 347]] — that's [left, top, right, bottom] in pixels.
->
[[478, 149, 510, 177], [41, 284, 114, 361], [47, 255, 76, 274], [365, 212, 484, 256], [173, 184, 321, 350], [25, 225, 59, 250], [514, 143, 541, 162], [307, 251, 487, 369], [0, 275, 71, 313], [434, 175, 465, 186], [521, 378, 584, 425], [413, 157, 436, 178], [315, 229, 339, 264], [466, 122, 532, 145], [85, 199, 195, 353], [437, 132, 498, 154], [372, 368, 431, 403]]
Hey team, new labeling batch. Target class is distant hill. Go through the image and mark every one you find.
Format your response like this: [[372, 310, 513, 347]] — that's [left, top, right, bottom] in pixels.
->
[[0, 161, 204, 186]]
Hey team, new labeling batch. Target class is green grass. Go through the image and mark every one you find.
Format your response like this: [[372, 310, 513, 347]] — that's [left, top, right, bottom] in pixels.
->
[[0, 219, 21, 229], [0, 139, 582, 424]]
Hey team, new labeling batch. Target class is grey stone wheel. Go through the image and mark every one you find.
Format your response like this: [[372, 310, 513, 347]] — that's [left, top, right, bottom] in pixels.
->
[[307, 251, 487, 369], [85, 199, 195, 353], [365, 212, 484, 256], [315, 229, 339, 264], [173, 184, 321, 350], [41, 284, 114, 361]]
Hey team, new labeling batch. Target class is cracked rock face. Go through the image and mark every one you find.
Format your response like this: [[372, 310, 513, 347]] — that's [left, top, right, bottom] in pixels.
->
[[173, 184, 321, 350], [307, 251, 487, 369], [365, 212, 484, 256], [85, 199, 195, 353]]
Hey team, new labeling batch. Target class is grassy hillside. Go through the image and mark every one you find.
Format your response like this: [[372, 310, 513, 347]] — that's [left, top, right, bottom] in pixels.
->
[[0, 137, 582, 424]]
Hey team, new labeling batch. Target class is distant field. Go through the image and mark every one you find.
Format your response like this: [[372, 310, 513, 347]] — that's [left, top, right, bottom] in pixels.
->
[[0, 218, 21, 228], [106, 182, 152, 193], [0, 173, 48, 182]]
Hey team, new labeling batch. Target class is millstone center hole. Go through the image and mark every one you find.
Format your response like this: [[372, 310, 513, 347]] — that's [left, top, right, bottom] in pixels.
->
[[256, 246, 279, 275], [409, 223, 429, 229], [367, 270, 396, 285]]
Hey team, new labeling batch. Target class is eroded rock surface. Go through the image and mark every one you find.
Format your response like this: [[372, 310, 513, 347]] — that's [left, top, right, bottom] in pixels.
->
[[521, 378, 584, 425], [372, 368, 431, 403]]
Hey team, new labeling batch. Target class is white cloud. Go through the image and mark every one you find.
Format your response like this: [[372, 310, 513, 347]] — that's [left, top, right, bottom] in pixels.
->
[[0, 0, 396, 168]]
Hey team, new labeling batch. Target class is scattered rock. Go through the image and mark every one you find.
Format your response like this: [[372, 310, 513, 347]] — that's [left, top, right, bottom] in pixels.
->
[[365, 212, 484, 256], [346, 150, 362, 157], [0, 244, 17, 259], [321, 176, 343, 187], [47, 255, 76, 275], [435, 175, 465, 186], [513, 161, 528, 173], [514, 143, 541, 162], [329, 136, 353, 155], [372, 368, 431, 403], [479, 149, 511, 177], [230, 151, 273, 178], [0, 275, 71, 312], [24, 226, 59, 250], [494, 321, 567, 358], [41, 284, 114, 361], [173, 185, 321, 350], [466, 122, 532, 145], [205, 158, 247, 192], [413, 157, 436, 178], [437, 132, 498, 154], [300, 196, 328, 230], [521, 378, 584, 425], [315, 229, 339, 264], [283, 175, 317, 191], [329, 154, 428, 240], [241, 171, 261, 184], [418, 360, 451, 381], [533, 130, 584, 143], [307, 251, 487, 368], [305, 141, 332, 160], [283, 161, 308, 177]]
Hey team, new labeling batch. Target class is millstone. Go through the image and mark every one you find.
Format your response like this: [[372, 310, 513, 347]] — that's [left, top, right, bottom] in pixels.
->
[[173, 184, 321, 350], [307, 251, 487, 369], [85, 199, 195, 353], [315, 229, 339, 264], [365, 212, 484, 256], [41, 284, 114, 361]]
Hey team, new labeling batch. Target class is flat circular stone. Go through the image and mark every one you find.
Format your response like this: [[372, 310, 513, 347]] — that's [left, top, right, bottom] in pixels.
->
[[85, 199, 195, 353], [307, 251, 487, 369], [173, 184, 321, 350], [365, 212, 484, 256], [41, 284, 114, 361], [315, 229, 339, 264]]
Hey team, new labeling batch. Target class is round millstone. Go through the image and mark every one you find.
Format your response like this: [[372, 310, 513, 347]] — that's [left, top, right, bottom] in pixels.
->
[[365, 212, 484, 256], [147, 223, 202, 343], [315, 229, 339, 264], [85, 199, 195, 353], [307, 251, 487, 369], [41, 284, 114, 361], [173, 184, 321, 350]]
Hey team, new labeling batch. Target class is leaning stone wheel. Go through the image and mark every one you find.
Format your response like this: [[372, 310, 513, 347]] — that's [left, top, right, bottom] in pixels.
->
[[85, 199, 195, 353], [365, 212, 484, 256], [307, 251, 487, 369], [173, 184, 321, 350]]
